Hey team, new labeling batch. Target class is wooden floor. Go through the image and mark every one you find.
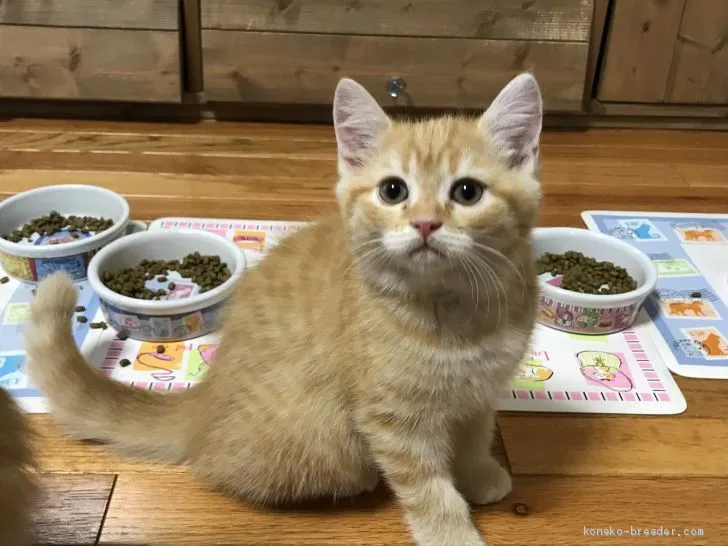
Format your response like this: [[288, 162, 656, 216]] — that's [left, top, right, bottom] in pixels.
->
[[1, 119, 727, 545]]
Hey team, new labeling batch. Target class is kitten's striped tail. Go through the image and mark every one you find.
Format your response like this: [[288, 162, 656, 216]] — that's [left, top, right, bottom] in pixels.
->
[[24, 272, 201, 462]]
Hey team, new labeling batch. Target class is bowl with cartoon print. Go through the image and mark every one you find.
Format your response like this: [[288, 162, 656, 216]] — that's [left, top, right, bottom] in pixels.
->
[[532, 227, 657, 335], [87, 229, 246, 342], [0, 185, 131, 283]]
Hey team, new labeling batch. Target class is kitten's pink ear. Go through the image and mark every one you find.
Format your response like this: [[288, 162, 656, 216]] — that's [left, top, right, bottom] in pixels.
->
[[333, 78, 390, 175], [478, 73, 543, 169]]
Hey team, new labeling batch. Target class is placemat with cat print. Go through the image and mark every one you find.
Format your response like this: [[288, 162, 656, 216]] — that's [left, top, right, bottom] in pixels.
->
[[583, 211, 728, 380], [0, 216, 685, 414]]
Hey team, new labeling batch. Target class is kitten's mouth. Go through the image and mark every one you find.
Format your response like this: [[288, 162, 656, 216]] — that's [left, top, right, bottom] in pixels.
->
[[408, 244, 444, 259]]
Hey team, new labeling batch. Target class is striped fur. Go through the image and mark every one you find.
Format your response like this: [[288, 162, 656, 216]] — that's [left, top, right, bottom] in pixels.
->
[[24, 74, 542, 545]]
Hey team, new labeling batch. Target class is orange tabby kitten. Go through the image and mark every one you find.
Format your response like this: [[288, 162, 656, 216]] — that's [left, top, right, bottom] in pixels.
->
[[0, 388, 36, 546], [25, 73, 543, 545]]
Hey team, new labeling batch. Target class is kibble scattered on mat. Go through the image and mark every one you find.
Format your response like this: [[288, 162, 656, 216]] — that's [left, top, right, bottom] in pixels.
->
[[0, 276, 9, 284], [76, 316, 88, 324], [74, 305, 86, 313], [536, 251, 638, 295], [101, 252, 231, 300], [3, 211, 114, 243], [89, 321, 108, 330], [156, 345, 166, 354], [691, 291, 702, 298], [119, 358, 131, 367]]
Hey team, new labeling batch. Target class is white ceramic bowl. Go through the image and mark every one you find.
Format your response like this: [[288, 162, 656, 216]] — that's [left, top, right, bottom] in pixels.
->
[[0, 185, 130, 283], [88, 229, 246, 341], [532, 227, 657, 335]]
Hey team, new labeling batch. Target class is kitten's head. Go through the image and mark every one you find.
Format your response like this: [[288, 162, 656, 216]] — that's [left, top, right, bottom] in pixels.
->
[[333, 74, 543, 290]]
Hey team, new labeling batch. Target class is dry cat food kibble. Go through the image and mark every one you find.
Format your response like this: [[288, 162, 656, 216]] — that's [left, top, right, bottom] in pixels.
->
[[3, 211, 114, 243], [101, 252, 231, 300], [536, 251, 638, 295], [119, 359, 131, 367], [0, 276, 8, 284]]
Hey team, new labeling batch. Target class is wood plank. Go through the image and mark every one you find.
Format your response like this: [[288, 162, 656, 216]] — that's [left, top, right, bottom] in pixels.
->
[[499, 415, 728, 477], [0, 0, 178, 30], [202, 31, 589, 112], [597, 0, 686, 103], [2, 163, 723, 224], [3, 143, 726, 179], [666, 0, 728, 104], [0, 118, 338, 140], [28, 415, 185, 474], [0, 161, 691, 196], [672, 163, 728, 188], [100, 473, 724, 544], [6, 121, 728, 149], [0, 26, 181, 102], [0, 128, 336, 157], [34, 473, 114, 545], [202, 0, 593, 41], [591, 100, 728, 119]]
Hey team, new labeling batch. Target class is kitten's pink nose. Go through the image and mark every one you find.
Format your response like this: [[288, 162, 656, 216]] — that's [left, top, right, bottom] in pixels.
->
[[411, 220, 442, 240]]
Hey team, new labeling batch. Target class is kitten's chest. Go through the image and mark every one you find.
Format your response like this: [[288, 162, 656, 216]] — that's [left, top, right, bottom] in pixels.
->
[[367, 327, 530, 412]]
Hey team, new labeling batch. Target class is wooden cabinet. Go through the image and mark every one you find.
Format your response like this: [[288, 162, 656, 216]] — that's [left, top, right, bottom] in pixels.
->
[[0, 0, 181, 102], [201, 0, 594, 112], [597, 0, 728, 105]]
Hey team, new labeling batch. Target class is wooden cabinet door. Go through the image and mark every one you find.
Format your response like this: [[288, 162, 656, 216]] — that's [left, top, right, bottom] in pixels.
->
[[201, 0, 593, 112], [0, 0, 181, 102], [598, 0, 728, 105]]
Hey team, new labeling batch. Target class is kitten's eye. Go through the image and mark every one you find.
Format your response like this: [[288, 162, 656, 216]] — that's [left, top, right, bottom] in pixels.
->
[[450, 178, 485, 206], [378, 177, 409, 205]]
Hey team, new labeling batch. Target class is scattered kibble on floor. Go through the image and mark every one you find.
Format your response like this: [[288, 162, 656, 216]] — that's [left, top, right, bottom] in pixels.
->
[[117, 332, 129, 341], [0, 276, 9, 284], [691, 291, 702, 298], [76, 316, 88, 324], [89, 321, 108, 330], [119, 359, 131, 367], [74, 305, 86, 312], [156, 345, 166, 354], [536, 251, 638, 295]]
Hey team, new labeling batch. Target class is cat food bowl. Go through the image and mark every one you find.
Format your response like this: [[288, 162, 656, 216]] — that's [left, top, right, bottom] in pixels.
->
[[87, 229, 246, 342], [532, 227, 657, 335], [0, 185, 130, 283]]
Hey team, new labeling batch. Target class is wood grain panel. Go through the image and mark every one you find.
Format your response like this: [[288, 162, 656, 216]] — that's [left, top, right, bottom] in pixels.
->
[[34, 474, 115, 545], [28, 415, 185, 474], [667, 0, 728, 104], [673, 163, 728, 188], [202, 31, 588, 111], [5, 164, 727, 225], [0, 0, 178, 30], [499, 415, 728, 477], [0, 26, 181, 102], [202, 0, 593, 41], [597, 0, 686, 103], [7, 120, 728, 148], [100, 473, 724, 544]]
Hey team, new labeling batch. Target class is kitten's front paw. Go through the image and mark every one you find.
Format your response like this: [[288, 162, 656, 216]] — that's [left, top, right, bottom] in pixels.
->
[[458, 457, 512, 506]]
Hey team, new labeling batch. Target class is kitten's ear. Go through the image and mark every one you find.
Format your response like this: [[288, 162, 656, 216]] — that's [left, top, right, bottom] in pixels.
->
[[478, 73, 543, 169], [333, 78, 391, 176]]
